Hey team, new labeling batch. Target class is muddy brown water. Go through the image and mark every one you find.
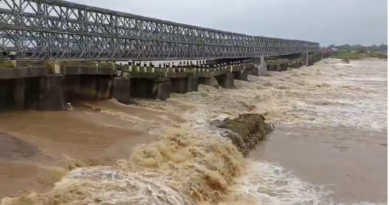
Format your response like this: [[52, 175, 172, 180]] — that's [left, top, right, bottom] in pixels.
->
[[0, 59, 387, 205]]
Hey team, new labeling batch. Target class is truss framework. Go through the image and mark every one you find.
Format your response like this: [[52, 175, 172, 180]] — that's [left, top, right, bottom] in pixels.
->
[[0, 0, 320, 60]]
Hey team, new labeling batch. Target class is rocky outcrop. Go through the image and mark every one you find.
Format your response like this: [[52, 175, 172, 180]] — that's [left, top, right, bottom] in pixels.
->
[[211, 113, 274, 156]]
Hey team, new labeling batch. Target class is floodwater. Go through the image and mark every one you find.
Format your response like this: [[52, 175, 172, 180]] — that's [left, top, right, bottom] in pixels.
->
[[0, 59, 387, 205]]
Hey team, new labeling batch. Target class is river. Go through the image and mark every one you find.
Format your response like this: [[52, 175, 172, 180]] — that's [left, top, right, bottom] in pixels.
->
[[0, 58, 387, 205]]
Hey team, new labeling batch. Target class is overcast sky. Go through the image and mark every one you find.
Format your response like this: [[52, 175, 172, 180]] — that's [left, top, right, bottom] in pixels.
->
[[72, 0, 387, 46]]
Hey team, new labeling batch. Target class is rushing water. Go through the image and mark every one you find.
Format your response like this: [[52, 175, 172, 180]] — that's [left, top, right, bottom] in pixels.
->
[[0, 59, 387, 205]]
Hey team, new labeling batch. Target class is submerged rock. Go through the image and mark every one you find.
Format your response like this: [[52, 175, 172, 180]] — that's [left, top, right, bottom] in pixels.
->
[[211, 113, 274, 156]]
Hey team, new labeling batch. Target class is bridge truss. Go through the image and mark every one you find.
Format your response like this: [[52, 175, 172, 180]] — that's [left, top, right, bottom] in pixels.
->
[[0, 0, 320, 60]]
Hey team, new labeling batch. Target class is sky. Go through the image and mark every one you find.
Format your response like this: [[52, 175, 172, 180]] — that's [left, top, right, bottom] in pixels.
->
[[1, 0, 387, 46], [73, 0, 387, 47]]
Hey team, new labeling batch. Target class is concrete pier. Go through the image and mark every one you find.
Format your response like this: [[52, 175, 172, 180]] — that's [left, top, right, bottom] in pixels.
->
[[38, 75, 66, 111], [96, 76, 113, 100], [154, 78, 171, 101], [216, 72, 235, 88], [199, 77, 219, 88], [187, 77, 199, 92], [14, 78, 25, 109], [113, 77, 131, 104], [252, 57, 267, 76], [233, 70, 249, 81], [0, 57, 324, 111], [304, 52, 310, 67]]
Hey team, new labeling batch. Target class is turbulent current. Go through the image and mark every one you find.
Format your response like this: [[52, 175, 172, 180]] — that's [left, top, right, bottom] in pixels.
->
[[0, 59, 387, 205]]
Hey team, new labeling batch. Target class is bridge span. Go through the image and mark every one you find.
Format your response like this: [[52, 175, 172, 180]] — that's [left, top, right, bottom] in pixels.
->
[[0, 0, 326, 111]]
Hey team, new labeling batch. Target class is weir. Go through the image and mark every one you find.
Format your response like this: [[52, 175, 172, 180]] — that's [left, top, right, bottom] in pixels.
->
[[0, 0, 326, 111], [0, 53, 327, 111]]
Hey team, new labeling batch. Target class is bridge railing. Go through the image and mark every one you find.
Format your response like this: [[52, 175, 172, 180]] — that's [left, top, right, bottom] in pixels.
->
[[0, 0, 320, 60]]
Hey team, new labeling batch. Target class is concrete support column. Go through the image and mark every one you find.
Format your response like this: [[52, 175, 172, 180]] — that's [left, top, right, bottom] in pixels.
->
[[304, 52, 309, 67], [252, 56, 267, 76], [187, 77, 199, 92], [38, 74, 66, 111], [199, 77, 219, 89], [216, 72, 235, 89], [154, 78, 171, 101], [96, 76, 113, 100], [113, 77, 131, 104], [233, 70, 248, 81], [169, 77, 199, 94], [259, 56, 267, 75], [14, 78, 25, 109]]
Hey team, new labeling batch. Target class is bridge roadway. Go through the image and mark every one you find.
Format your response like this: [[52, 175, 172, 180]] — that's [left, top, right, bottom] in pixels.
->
[[0, 0, 325, 111]]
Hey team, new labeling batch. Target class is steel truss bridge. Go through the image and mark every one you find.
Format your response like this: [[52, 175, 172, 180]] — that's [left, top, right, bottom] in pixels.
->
[[0, 0, 320, 61]]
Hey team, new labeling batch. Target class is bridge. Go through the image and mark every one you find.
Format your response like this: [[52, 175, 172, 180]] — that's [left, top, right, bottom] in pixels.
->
[[0, 0, 325, 111], [0, 0, 320, 60]]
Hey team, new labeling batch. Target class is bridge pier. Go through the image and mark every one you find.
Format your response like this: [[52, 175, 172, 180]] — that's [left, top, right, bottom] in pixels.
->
[[113, 77, 131, 104], [199, 77, 219, 89], [233, 70, 249, 81], [304, 52, 310, 67], [155, 78, 171, 100], [0, 79, 15, 110], [96, 76, 113, 100], [38, 74, 66, 111], [14, 78, 25, 109], [64, 75, 113, 102], [216, 72, 235, 88], [252, 57, 267, 76], [127, 78, 171, 101]]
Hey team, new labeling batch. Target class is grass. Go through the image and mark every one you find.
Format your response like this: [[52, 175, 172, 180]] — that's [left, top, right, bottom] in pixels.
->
[[334, 51, 387, 60], [334, 51, 363, 60]]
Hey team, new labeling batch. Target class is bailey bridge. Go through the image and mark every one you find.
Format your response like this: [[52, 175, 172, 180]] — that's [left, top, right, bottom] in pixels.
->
[[0, 0, 325, 110]]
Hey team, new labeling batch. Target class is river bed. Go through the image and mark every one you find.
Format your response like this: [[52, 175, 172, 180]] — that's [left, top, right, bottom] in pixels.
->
[[0, 58, 387, 205]]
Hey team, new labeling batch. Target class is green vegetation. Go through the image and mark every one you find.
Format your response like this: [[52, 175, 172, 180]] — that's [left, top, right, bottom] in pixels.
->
[[334, 51, 387, 60], [334, 51, 363, 60], [216, 114, 274, 156]]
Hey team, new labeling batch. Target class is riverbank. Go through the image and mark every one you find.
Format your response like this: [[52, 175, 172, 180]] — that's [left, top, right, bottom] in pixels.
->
[[0, 58, 387, 205]]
